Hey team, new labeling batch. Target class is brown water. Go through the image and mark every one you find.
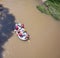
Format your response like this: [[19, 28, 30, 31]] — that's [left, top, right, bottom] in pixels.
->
[[0, 0, 60, 58]]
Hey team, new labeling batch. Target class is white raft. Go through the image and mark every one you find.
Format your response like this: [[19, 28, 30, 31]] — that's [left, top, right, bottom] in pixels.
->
[[14, 23, 29, 41]]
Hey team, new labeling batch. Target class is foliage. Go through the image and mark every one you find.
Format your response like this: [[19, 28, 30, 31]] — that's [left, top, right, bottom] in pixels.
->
[[37, 0, 60, 20]]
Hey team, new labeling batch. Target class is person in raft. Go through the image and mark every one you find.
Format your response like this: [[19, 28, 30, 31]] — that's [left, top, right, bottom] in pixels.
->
[[15, 23, 29, 39], [15, 25, 22, 36]]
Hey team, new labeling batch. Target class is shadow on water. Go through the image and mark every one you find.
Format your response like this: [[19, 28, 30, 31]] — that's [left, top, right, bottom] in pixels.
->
[[0, 4, 16, 58]]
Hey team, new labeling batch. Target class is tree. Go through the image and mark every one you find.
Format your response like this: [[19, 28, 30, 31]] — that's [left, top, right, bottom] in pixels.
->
[[48, 0, 60, 4]]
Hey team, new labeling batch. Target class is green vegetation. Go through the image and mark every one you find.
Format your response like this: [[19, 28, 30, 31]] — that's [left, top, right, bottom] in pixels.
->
[[37, 0, 60, 20], [37, 5, 50, 15]]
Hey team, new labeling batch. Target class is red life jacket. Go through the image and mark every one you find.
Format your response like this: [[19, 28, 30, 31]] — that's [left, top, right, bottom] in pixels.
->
[[15, 26, 18, 30]]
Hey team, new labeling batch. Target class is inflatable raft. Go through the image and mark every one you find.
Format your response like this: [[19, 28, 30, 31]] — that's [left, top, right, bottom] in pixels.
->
[[14, 23, 29, 41]]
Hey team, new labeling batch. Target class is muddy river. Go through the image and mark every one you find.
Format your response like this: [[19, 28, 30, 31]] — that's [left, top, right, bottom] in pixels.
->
[[0, 0, 60, 58]]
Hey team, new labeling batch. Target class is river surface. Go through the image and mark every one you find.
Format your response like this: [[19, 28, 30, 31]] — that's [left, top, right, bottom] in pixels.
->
[[0, 0, 60, 58]]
